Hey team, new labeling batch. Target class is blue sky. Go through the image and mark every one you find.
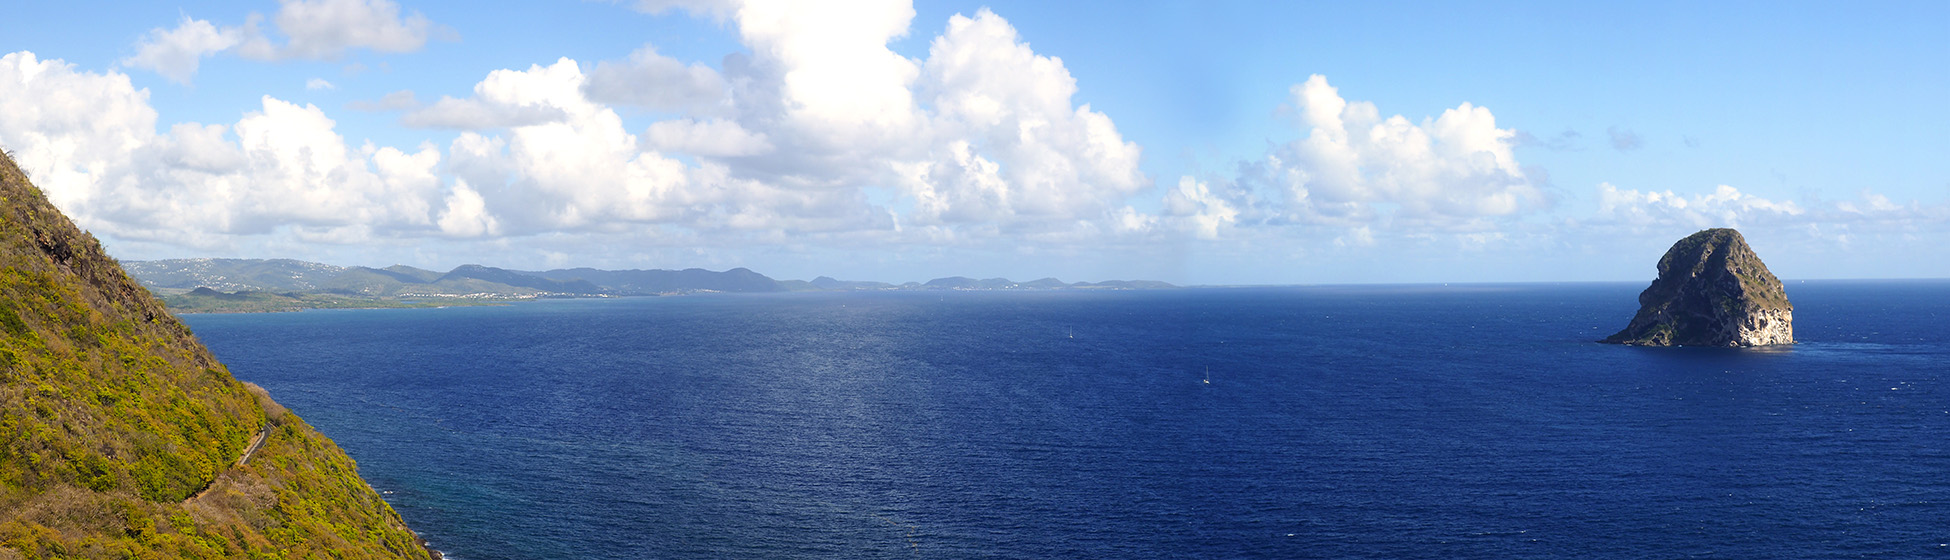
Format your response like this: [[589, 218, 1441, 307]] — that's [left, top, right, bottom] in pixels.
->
[[2, 0, 1945, 284]]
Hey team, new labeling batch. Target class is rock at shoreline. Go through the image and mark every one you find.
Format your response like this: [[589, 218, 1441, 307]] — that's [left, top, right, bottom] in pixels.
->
[[1603, 228, 1793, 347]]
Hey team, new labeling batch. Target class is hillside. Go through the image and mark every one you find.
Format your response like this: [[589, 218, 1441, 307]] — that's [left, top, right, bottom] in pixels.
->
[[0, 151, 434, 558]]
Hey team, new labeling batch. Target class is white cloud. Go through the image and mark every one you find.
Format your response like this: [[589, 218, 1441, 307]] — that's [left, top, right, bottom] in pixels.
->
[[0, 51, 451, 247], [401, 96, 568, 129], [122, 17, 242, 84], [0, 51, 159, 214], [1596, 183, 1802, 228], [437, 179, 498, 237], [726, 0, 925, 170], [419, 3, 1147, 239], [644, 118, 772, 157], [121, 0, 445, 84], [264, 0, 439, 60], [1333, 225, 1375, 248], [305, 77, 335, 90], [438, 59, 697, 230], [1162, 177, 1238, 240], [1252, 74, 1542, 227], [583, 44, 728, 113], [906, 9, 1146, 225], [434, 59, 892, 237]]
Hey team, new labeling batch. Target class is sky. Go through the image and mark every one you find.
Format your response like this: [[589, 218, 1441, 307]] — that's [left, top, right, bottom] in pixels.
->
[[1, 0, 1945, 285]]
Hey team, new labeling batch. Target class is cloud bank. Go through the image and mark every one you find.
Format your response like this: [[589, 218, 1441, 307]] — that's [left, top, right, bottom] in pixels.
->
[[5, 0, 1943, 280]]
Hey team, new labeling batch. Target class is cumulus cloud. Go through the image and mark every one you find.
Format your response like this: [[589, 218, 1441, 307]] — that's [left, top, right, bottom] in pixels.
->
[[726, 0, 927, 172], [121, 0, 445, 84], [583, 45, 728, 113], [266, 0, 440, 60], [423, 3, 1146, 239], [1251, 75, 1542, 227], [122, 17, 243, 84], [1594, 182, 1950, 233], [305, 77, 335, 90], [905, 9, 1146, 225], [401, 97, 568, 129], [645, 118, 772, 157], [433, 58, 892, 237], [0, 51, 450, 247], [1596, 183, 1802, 228], [98, 0, 1151, 251], [436, 179, 498, 237], [1162, 177, 1239, 240], [436, 59, 722, 231]]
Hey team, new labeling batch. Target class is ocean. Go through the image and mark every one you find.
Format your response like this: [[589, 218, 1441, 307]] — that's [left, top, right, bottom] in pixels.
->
[[181, 281, 1950, 559]]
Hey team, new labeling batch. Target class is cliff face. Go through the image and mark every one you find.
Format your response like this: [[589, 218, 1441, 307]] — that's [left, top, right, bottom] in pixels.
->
[[1604, 228, 1793, 347], [0, 151, 433, 558]]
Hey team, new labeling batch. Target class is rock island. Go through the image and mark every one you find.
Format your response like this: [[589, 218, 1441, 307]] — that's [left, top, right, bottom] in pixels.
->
[[1603, 228, 1794, 347]]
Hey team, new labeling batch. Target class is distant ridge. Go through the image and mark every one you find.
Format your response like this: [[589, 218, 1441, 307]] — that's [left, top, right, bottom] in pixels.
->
[[442, 265, 603, 294], [125, 258, 1178, 299], [528, 267, 783, 294], [125, 259, 781, 297]]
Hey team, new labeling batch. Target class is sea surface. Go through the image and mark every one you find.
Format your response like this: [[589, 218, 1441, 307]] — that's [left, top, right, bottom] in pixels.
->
[[181, 281, 1950, 559]]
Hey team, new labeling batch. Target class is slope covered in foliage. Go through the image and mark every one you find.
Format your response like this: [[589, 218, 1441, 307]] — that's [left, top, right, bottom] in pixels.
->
[[0, 150, 433, 559]]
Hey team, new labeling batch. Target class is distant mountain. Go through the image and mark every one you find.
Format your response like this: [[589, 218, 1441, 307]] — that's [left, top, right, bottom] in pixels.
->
[[1020, 277, 1069, 289], [129, 259, 593, 298], [529, 267, 782, 294], [808, 276, 897, 290], [124, 259, 788, 298], [122, 257, 346, 292], [444, 265, 602, 294], [121, 259, 1177, 309]]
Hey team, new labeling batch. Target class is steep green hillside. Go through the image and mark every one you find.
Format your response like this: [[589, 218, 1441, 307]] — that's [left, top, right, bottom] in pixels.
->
[[0, 152, 433, 558]]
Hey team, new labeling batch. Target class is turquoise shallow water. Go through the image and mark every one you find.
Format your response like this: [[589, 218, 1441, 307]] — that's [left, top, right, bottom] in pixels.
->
[[183, 281, 1950, 559]]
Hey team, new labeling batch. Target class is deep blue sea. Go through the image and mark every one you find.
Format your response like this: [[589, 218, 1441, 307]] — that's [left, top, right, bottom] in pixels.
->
[[180, 282, 1950, 559]]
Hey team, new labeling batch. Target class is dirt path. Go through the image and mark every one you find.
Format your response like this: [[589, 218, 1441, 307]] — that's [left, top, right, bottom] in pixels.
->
[[184, 426, 267, 503], [234, 427, 267, 467]]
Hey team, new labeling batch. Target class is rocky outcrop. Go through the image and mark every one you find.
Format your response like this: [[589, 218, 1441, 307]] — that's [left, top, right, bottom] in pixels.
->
[[1603, 228, 1793, 347]]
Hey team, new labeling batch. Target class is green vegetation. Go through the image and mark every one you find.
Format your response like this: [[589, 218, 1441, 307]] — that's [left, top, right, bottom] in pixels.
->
[[0, 151, 432, 558], [1654, 228, 1790, 310]]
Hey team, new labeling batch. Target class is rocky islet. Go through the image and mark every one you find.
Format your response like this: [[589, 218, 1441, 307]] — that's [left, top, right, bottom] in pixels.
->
[[1604, 228, 1793, 347]]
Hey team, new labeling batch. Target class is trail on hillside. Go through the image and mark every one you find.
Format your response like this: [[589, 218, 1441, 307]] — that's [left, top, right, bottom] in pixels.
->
[[183, 426, 268, 503]]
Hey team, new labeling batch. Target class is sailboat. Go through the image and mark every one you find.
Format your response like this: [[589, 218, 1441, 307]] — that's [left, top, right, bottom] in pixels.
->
[[1203, 367, 1211, 385], [1067, 327, 1073, 339]]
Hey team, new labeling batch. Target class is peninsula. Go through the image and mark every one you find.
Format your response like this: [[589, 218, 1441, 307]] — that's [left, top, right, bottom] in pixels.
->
[[1603, 228, 1794, 347]]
